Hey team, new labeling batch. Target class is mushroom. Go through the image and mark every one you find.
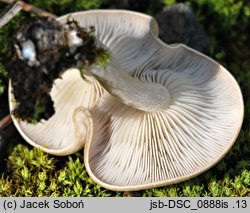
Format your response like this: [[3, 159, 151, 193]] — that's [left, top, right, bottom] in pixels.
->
[[9, 10, 243, 190], [62, 10, 243, 190]]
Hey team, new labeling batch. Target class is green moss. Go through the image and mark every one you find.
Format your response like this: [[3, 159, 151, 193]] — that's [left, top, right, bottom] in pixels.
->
[[0, 144, 120, 197], [163, 0, 176, 5], [95, 51, 110, 69], [143, 170, 250, 197]]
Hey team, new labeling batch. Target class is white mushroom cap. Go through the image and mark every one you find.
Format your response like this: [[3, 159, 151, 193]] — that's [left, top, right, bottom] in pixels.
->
[[56, 10, 243, 190], [9, 69, 104, 155], [9, 10, 243, 190]]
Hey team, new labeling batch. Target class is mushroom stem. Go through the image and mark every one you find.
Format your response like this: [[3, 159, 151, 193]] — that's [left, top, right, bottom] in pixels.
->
[[89, 62, 171, 112]]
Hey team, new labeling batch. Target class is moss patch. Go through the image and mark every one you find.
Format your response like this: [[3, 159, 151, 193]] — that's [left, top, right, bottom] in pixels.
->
[[0, 144, 119, 196]]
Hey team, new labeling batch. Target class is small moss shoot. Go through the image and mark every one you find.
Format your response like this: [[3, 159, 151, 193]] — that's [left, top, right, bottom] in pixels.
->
[[96, 51, 110, 69]]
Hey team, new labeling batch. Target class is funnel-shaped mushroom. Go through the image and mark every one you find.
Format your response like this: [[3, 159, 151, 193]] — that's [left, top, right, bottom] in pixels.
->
[[9, 10, 243, 190], [61, 10, 243, 190]]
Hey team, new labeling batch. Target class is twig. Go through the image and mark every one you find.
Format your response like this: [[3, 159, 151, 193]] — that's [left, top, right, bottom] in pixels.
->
[[1, 0, 57, 18], [0, 114, 12, 129], [0, 1, 22, 28]]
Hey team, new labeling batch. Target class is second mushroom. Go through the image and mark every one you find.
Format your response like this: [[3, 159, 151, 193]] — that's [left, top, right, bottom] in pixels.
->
[[9, 10, 244, 191]]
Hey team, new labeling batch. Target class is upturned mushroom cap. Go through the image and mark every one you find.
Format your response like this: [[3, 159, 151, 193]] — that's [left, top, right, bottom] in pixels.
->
[[9, 10, 243, 190], [59, 10, 243, 190]]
